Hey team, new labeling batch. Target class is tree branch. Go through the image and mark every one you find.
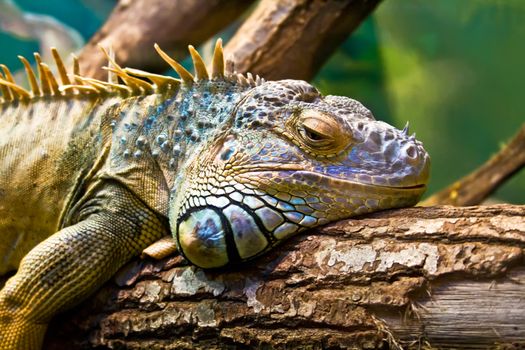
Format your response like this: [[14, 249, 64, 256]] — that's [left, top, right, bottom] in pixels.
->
[[78, 0, 381, 82], [224, 0, 382, 81], [45, 205, 525, 349], [78, 0, 254, 80], [423, 124, 525, 206]]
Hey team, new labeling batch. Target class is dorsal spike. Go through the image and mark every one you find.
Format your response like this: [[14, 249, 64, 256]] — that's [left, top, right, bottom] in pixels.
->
[[0, 64, 16, 84], [99, 45, 153, 94], [50, 50, 73, 96], [246, 72, 256, 86], [40, 63, 61, 95], [0, 78, 31, 100], [0, 72, 13, 101], [124, 67, 180, 92], [87, 78, 132, 96], [18, 56, 41, 96], [237, 73, 250, 87], [50, 47, 71, 85], [188, 45, 209, 81], [107, 46, 118, 84], [154, 43, 194, 85], [0, 67, 30, 100], [0, 65, 30, 100], [59, 82, 99, 94], [98, 45, 121, 70], [71, 54, 83, 85], [34, 53, 51, 95], [101, 67, 139, 94], [103, 67, 154, 95], [402, 121, 410, 136], [211, 38, 224, 79], [1, 65, 17, 100], [76, 77, 108, 94]]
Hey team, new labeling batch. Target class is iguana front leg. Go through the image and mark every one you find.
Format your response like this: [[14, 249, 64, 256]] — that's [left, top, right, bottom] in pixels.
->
[[0, 182, 168, 349]]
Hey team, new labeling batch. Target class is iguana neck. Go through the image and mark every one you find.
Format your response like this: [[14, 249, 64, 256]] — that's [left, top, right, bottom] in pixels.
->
[[112, 81, 248, 189]]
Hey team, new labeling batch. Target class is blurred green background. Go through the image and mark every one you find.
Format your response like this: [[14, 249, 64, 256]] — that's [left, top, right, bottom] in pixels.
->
[[1, 0, 523, 203]]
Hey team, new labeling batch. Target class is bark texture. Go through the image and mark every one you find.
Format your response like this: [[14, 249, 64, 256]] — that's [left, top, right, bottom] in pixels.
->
[[45, 205, 525, 349]]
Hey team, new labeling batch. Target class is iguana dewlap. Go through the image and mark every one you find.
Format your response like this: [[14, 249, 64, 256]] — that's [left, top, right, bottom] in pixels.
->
[[0, 40, 429, 348]]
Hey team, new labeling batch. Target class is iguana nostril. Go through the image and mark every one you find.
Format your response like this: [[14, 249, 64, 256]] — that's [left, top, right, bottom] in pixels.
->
[[405, 144, 417, 159]]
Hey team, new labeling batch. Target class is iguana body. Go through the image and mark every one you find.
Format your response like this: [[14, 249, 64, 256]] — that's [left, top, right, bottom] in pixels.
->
[[0, 40, 429, 348]]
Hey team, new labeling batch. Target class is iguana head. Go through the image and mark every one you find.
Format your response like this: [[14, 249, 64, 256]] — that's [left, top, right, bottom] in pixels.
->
[[165, 43, 430, 269], [170, 81, 430, 269]]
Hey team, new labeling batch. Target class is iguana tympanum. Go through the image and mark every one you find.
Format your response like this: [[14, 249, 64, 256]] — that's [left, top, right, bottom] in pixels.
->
[[0, 39, 430, 348]]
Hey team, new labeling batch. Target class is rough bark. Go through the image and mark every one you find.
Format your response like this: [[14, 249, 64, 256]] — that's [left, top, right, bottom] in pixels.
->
[[423, 124, 525, 206], [78, 0, 254, 80], [45, 204, 525, 349], [224, 0, 382, 81]]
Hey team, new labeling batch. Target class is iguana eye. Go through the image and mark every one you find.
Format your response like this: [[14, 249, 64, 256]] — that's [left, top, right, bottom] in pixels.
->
[[290, 110, 353, 156], [298, 120, 334, 147], [303, 127, 324, 141]]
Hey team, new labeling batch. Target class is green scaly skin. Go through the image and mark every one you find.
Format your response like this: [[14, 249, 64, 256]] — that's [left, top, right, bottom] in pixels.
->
[[0, 40, 429, 348]]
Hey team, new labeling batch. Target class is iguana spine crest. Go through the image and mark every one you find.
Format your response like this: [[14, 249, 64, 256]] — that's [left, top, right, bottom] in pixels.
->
[[0, 38, 264, 105]]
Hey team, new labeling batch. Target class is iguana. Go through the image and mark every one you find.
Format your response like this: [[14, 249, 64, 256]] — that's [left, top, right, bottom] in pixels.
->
[[0, 39, 429, 349]]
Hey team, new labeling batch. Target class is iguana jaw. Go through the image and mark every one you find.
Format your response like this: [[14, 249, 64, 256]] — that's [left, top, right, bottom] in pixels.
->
[[232, 158, 429, 199], [239, 169, 428, 194], [237, 168, 428, 214]]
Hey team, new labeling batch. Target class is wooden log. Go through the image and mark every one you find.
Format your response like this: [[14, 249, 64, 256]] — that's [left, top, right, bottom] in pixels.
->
[[45, 205, 525, 349]]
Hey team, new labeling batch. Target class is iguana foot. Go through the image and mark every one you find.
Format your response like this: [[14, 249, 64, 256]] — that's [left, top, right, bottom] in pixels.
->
[[141, 236, 179, 260]]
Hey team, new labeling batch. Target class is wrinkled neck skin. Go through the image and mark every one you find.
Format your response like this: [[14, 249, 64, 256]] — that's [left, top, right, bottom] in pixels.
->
[[151, 82, 246, 188], [107, 79, 247, 213]]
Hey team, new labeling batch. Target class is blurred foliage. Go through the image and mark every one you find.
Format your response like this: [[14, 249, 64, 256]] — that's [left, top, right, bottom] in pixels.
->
[[0, 0, 523, 203], [0, 0, 113, 71]]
